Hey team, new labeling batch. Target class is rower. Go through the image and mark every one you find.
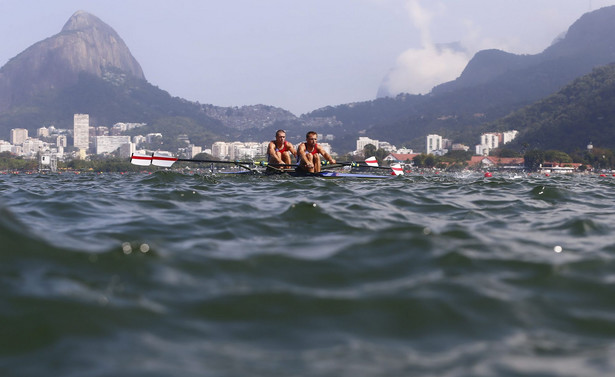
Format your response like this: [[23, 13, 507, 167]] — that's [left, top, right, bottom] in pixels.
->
[[297, 131, 336, 173], [267, 129, 297, 170]]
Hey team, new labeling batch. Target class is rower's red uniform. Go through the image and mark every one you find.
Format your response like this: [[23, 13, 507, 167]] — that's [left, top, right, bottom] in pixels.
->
[[304, 143, 318, 155], [276, 142, 290, 154]]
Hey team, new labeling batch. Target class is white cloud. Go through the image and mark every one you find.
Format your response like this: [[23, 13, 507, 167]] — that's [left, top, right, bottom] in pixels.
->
[[379, 45, 469, 97], [378, 0, 470, 97]]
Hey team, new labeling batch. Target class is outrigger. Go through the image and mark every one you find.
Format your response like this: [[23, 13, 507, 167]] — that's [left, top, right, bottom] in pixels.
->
[[130, 152, 404, 178]]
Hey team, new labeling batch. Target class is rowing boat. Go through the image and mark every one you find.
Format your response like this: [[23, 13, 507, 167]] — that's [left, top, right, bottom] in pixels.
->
[[220, 169, 394, 179], [130, 152, 403, 178]]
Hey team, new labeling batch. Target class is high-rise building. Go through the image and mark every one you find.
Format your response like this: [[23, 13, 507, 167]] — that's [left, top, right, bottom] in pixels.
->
[[10, 128, 29, 145], [426, 134, 442, 154], [73, 114, 89, 151], [57, 135, 68, 148]]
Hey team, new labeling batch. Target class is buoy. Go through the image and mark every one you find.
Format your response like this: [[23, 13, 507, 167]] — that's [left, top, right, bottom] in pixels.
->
[[545, 173, 550, 176], [600, 174, 607, 177], [484, 172, 492, 177]]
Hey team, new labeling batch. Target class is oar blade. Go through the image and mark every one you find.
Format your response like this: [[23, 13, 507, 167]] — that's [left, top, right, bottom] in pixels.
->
[[365, 156, 379, 167], [391, 163, 404, 176], [152, 152, 178, 167], [130, 153, 152, 166]]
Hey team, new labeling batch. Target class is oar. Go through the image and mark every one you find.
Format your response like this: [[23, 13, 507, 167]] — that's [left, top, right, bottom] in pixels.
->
[[322, 156, 404, 175], [362, 156, 404, 175], [130, 153, 294, 168]]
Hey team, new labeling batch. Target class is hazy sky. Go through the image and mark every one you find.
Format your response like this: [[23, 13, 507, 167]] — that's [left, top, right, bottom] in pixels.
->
[[1, 0, 615, 115]]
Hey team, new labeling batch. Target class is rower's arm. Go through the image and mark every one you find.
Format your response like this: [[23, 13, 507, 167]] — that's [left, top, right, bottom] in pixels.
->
[[266, 141, 276, 156], [320, 147, 336, 164], [297, 144, 311, 166], [288, 142, 298, 157]]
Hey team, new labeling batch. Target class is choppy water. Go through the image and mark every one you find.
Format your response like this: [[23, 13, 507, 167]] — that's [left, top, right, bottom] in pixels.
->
[[2, 171, 615, 377]]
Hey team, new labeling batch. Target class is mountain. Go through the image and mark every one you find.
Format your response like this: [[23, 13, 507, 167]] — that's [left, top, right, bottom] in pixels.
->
[[0, 11, 226, 147], [2, 7, 615, 154], [309, 5, 615, 152], [432, 5, 615, 97], [0, 11, 144, 112], [488, 63, 615, 152]]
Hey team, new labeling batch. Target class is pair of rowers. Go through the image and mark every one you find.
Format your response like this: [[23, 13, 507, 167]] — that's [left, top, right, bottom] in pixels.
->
[[267, 130, 336, 172]]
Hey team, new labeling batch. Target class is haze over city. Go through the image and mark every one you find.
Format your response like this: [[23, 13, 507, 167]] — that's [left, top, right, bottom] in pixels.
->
[[2, 0, 615, 115]]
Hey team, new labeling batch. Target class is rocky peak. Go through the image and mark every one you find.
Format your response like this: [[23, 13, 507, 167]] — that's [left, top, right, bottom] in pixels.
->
[[62, 10, 104, 32], [0, 11, 145, 112]]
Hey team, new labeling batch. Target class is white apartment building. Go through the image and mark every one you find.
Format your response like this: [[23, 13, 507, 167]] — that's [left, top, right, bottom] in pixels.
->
[[37, 127, 50, 138], [426, 134, 443, 154], [57, 135, 68, 148], [132, 135, 147, 146], [113, 122, 146, 133], [186, 145, 202, 158], [228, 141, 251, 160], [356, 137, 379, 152], [0, 140, 12, 153], [477, 130, 517, 156], [212, 141, 290, 160], [118, 143, 136, 159], [319, 142, 332, 155], [73, 114, 89, 151], [481, 133, 500, 150], [146, 133, 162, 143], [211, 142, 229, 159], [95, 135, 131, 154], [22, 138, 48, 158], [378, 141, 396, 152], [502, 130, 519, 144], [10, 128, 28, 145]]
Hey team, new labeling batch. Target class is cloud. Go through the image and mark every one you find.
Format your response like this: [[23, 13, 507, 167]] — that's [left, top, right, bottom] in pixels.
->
[[377, 0, 470, 97]]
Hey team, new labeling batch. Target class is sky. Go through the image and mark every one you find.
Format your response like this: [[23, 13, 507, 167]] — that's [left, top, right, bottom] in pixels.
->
[[2, 0, 615, 115]]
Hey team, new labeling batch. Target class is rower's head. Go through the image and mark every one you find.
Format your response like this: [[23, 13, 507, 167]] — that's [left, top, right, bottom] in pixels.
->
[[275, 129, 286, 142], [306, 131, 318, 144]]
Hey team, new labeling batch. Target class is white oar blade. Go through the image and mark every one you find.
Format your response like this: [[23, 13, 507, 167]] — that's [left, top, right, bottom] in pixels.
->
[[391, 163, 404, 176], [131, 153, 152, 166], [365, 156, 379, 167], [152, 152, 178, 167]]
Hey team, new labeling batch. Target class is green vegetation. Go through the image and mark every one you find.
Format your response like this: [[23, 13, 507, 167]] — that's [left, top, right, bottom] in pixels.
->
[[492, 63, 615, 153], [0, 152, 38, 170], [61, 156, 153, 172]]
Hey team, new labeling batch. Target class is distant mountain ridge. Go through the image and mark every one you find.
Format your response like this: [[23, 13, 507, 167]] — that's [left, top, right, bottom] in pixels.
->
[[432, 5, 615, 96], [308, 5, 615, 152], [2, 7, 615, 154], [0, 11, 144, 112]]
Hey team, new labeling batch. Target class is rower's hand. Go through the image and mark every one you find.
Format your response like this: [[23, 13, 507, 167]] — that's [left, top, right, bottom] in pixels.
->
[[331, 159, 336, 164]]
